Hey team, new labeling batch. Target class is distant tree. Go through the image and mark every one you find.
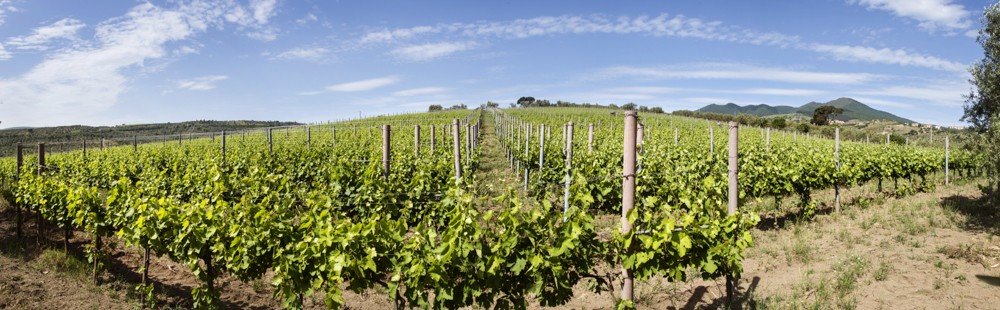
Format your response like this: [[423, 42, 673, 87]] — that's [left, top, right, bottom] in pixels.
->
[[649, 107, 665, 114], [608, 103, 619, 109], [509, 103, 517, 108], [536, 99, 551, 107], [811, 105, 844, 125], [797, 123, 810, 133], [889, 134, 906, 145], [621, 102, 637, 110], [517, 96, 536, 107], [771, 117, 787, 129], [486, 101, 499, 108], [449, 104, 468, 110], [428, 104, 443, 112]]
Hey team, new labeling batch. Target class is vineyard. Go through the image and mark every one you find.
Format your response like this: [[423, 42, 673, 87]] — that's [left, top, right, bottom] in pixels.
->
[[0, 107, 984, 309]]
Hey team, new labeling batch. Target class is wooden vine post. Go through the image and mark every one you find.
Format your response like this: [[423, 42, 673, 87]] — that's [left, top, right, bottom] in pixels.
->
[[414, 125, 421, 156], [563, 122, 574, 217], [835, 128, 840, 212], [430, 125, 435, 153], [525, 123, 531, 191], [945, 136, 950, 185], [587, 123, 594, 154], [221, 131, 227, 162], [383, 125, 391, 181], [15, 143, 23, 240], [37, 143, 45, 244], [726, 121, 739, 305], [453, 119, 462, 185], [621, 111, 637, 302]]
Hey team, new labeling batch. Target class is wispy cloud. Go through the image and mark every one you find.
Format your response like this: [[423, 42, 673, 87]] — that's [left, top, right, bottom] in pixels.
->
[[0, 43, 9, 60], [272, 47, 330, 62], [389, 41, 478, 61], [360, 14, 800, 48], [301, 75, 400, 95], [810, 44, 966, 72], [729, 88, 827, 96], [0, 1, 281, 127], [849, 96, 915, 109], [0, 0, 15, 26], [594, 63, 881, 85], [357, 13, 962, 72], [856, 80, 969, 107], [393, 87, 448, 96], [177, 75, 228, 90], [295, 13, 318, 25], [223, 0, 280, 41], [6, 18, 85, 51], [848, 0, 971, 33]]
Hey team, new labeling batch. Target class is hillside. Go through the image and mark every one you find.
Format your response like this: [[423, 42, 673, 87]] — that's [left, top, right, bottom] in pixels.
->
[[0, 120, 301, 157], [695, 97, 914, 123], [696, 103, 798, 117]]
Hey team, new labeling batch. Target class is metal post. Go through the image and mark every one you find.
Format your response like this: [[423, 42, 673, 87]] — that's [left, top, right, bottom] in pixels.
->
[[430, 125, 436, 153], [268, 128, 273, 152], [307, 127, 311, 148], [621, 112, 637, 302]]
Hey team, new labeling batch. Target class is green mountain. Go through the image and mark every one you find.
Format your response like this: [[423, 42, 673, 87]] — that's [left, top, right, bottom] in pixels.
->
[[697, 103, 798, 116], [795, 98, 913, 123], [695, 97, 914, 124]]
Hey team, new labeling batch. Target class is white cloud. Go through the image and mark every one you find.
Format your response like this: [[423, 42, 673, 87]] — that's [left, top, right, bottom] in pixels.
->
[[849, 0, 971, 32], [594, 63, 881, 85], [272, 47, 330, 62], [223, 0, 280, 41], [857, 81, 969, 107], [296, 13, 318, 25], [250, 0, 278, 24], [357, 13, 963, 72], [731, 88, 826, 96], [603, 86, 679, 94], [389, 41, 477, 61], [177, 75, 228, 90], [0, 0, 14, 26], [810, 44, 966, 72], [392, 87, 448, 96], [6, 18, 86, 51], [300, 76, 400, 95], [359, 14, 800, 48], [0, 1, 281, 127], [0, 43, 9, 60], [849, 96, 915, 109]]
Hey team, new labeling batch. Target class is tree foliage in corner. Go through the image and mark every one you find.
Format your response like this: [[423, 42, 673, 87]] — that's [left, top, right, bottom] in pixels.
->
[[810, 105, 843, 126], [964, 2, 1000, 196]]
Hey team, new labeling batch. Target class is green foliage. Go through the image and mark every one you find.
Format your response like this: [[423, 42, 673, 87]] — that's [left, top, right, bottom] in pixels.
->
[[811, 105, 844, 125]]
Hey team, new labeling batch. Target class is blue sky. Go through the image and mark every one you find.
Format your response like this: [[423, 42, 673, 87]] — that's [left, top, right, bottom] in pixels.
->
[[0, 0, 991, 128]]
